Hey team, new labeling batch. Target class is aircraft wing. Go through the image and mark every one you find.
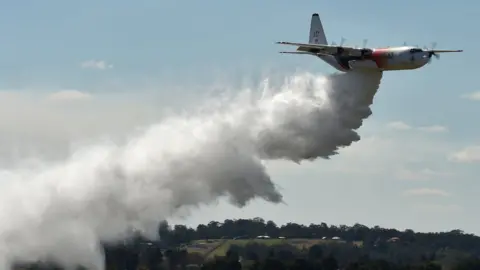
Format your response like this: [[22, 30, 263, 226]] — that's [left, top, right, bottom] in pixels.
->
[[430, 49, 463, 53], [276, 41, 370, 56]]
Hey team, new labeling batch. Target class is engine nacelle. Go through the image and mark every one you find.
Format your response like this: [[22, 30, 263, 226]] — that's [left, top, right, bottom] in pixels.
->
[[348, 60, 379, 70], [349, 49, 372, 57], [361, 49, 372, 56]]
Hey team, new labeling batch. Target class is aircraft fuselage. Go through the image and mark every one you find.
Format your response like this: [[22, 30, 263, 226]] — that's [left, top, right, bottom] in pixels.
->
[[320, 46, 431, 72]]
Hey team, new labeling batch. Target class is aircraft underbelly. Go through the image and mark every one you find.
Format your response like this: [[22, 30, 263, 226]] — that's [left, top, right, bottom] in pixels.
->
[[382, 58, 421, 70], [383, 62, 418, 70], [348, 60, 378, 70], [348, 58, 420, 71]]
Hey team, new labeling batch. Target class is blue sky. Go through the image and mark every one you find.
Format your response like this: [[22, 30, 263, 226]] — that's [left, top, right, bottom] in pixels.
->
[[1, 1, 480, 234]]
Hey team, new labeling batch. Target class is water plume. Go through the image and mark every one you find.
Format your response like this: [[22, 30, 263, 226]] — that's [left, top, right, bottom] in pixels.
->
[[0, 70, 382, 269]]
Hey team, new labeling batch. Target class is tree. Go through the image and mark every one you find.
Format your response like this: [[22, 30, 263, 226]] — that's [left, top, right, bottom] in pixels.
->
[[308, 244, 323, 261], [322, 254, 339, 270]]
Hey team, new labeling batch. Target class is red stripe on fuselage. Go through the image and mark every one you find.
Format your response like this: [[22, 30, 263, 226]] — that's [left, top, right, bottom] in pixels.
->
[[370, 48, 389, 68]]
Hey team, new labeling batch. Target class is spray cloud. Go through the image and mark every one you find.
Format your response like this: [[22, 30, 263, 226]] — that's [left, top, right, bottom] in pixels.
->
[[0, 70, 382, 269]]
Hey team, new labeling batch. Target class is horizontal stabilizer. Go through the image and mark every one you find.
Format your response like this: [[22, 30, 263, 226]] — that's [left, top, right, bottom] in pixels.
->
[[279, 51, 314, 54]]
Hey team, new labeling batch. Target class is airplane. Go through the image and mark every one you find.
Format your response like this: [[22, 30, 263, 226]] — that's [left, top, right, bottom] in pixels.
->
[[276, 13, 463, 72]]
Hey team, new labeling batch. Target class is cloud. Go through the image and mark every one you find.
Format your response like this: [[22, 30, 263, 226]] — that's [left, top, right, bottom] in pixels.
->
[[460, 91, 480, 101], [269, 130, 457, 180], [403, 188, 450, 197], [386, 121, 448, 133], [47, 90, 92, 101], [449, 146, 480, 163], [417, 125, 448, 133], [394, 168, 451, 181], [80, 60, 113, 70], [0, 89, 167, 165], [387, 121, 411, 130]]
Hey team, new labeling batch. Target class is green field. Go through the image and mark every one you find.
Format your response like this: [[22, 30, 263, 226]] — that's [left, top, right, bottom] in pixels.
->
[[185, 238, 362, 260]]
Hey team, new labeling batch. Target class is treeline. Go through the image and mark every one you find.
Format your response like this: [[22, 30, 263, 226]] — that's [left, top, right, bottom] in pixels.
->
[[158, 218, 480, 254], [12, 218, 480, 269]]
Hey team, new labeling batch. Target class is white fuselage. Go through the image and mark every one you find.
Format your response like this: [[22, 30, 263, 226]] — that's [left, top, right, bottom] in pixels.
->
[[318, 46, 431, 72]]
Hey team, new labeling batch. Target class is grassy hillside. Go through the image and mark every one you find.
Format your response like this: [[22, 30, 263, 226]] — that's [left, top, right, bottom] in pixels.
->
[[185, 238, 362, 260]]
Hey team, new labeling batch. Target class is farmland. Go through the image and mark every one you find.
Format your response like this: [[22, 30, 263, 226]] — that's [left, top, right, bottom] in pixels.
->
[[184, 238, 362, 260]]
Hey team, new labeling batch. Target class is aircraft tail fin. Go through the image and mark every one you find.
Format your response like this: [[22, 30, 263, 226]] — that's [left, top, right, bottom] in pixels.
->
[[309, 13, 327, 45]]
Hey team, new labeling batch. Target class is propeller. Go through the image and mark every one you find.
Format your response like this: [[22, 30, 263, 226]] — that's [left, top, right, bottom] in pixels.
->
[[330, 37, 346, 46], [427, 52, 440, 64], [425, 42, 439, 64], [331, 37, 368, 48], [362, 39, 368, 48]]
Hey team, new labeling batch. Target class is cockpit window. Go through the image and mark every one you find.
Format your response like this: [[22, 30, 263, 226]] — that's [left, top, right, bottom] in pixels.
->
[[410, 48, 422, 53]]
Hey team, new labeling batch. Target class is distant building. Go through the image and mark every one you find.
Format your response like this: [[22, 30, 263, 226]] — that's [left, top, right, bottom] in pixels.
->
[[387, 237, 400, 243]]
